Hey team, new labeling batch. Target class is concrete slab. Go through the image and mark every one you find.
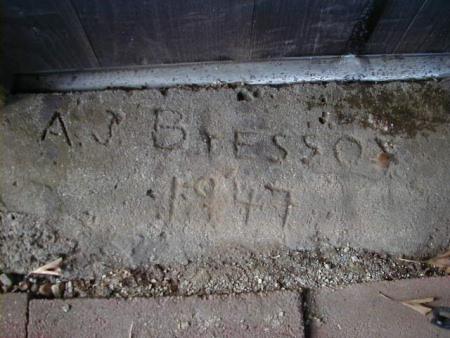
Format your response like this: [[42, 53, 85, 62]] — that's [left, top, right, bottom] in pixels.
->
[[1, 81, 450, 276], [0, 293, 28, 338], [28, 291, 303, 337], [309, 276, 450, 337]]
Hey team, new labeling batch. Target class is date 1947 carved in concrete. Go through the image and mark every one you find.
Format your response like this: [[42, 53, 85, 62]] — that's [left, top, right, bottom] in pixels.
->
[[164, 167, 296, 229]]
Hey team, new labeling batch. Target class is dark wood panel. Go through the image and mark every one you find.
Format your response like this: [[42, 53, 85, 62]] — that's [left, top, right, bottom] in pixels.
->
[[3, 0, 450, 75], [393, 0, 450, 53], [71, 0, 254, 67], [365, 0, 450, 54], [3, 0, 100, 73], [250, 0, 370, 59]]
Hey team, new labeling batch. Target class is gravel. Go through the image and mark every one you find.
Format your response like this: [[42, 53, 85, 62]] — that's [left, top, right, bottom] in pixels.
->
[[1, 245, 446, 299]]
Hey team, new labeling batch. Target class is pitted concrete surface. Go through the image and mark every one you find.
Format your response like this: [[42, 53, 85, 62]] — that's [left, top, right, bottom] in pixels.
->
[[1, 81, 449, 276]]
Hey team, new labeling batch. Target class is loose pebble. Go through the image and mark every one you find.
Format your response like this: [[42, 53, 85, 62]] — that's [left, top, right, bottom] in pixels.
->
[[39, 283, 53, 297], [62, 304, 71, 313]]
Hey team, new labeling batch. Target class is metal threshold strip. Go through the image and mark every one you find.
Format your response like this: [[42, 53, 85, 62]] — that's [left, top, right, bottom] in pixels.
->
[[14, 54, 450, 92]]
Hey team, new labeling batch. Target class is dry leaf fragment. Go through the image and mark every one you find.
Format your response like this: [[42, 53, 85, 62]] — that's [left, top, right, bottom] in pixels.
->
[[400, 297, 435, 316], [379, 292, 435, 316], [129, 320, 134, 338], [401, 297, 435, 304], [425, 251, 450, 272], [398, 250, 450, 274], [30, 257, 63, 276]]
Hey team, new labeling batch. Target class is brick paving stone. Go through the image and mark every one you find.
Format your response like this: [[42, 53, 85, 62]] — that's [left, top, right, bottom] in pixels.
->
[[309, 276, 450, 338], [0, 293, 28, 338], [28, 291, 304, 337]]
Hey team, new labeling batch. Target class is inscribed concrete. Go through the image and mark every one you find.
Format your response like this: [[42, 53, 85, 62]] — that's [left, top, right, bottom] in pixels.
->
[[1, 81, 449, 276]]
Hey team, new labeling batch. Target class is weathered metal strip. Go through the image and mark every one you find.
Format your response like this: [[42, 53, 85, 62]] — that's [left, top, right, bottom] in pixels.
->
[[14, 54, 450, 92]]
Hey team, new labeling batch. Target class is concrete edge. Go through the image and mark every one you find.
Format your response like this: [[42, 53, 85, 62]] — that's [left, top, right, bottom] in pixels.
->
[[13, 54, 450, 93]]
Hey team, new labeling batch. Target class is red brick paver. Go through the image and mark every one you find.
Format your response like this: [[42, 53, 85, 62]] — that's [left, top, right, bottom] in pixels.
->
[[29, 291, 304, 337], [310, 276, 450, 338], [0, 294, 28, 338]]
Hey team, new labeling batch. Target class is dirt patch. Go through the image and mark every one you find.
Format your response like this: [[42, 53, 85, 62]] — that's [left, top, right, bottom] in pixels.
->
[[1, 246, 445, 300], [335, 81, 450, 137]]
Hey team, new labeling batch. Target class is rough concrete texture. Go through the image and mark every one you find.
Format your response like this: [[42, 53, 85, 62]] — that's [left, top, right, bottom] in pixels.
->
[[309, 276, 450, 337], [0, 293, 28, 338], [1, 81, 450, 277], [28, 291, 303, 337]]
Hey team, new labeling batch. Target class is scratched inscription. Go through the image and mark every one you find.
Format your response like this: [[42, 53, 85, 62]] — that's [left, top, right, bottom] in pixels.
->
[[42, 112, 72, 146], [165, 169, 296, 229], [152, 109, 187, 150], [4, 82, 449, 273], [40, 106, 392, 176], [37, 102, 396, 231]]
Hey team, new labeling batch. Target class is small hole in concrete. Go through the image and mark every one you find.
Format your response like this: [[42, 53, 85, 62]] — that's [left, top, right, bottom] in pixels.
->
[[146, 189, 157, 199], [237, 91, 246, 101], [319, 117, 326, 124]]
